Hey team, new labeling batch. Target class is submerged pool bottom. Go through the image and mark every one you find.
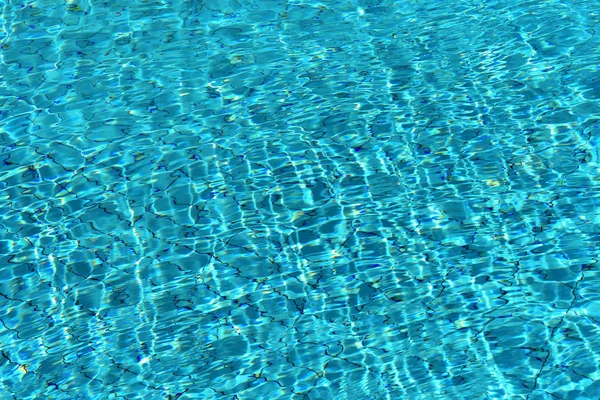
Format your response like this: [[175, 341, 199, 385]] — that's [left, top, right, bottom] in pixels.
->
[[1, 0, 600, 399]]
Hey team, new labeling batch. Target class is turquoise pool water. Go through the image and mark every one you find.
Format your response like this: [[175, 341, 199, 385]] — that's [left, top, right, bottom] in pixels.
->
[[1, 0, 600, 398]]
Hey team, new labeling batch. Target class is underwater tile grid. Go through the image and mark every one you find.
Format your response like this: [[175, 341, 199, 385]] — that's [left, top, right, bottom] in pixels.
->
[[1, 0, 600, 399]]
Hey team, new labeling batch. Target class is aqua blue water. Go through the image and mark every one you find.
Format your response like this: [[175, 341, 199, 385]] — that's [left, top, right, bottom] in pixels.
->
[[1, 0, 600, 398]]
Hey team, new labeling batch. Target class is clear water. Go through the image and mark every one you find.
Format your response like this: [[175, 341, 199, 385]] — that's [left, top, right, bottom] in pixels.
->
[[1, 0, 600, 398]]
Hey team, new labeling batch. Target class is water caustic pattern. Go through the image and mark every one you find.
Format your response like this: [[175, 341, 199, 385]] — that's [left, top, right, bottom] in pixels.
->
[[1, 0, 600, 398]]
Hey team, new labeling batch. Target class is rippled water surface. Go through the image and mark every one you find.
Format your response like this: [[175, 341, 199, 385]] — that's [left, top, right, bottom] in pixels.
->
[[2, 0, 600, 399]]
